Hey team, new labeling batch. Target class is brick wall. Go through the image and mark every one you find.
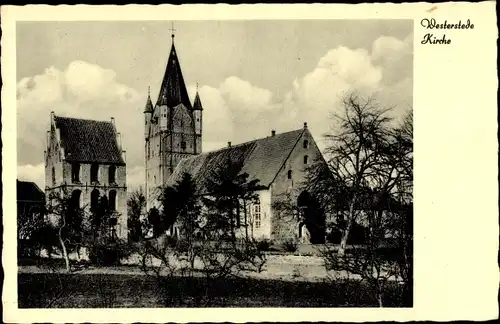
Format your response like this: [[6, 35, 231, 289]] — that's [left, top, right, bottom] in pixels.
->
[[270, 128, 327, 243]]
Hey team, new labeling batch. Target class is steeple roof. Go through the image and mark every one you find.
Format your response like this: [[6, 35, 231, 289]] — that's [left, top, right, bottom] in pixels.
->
[[193, 91, 203, 111], [156, 42, 192, 110], [144, 88, 153, 113]]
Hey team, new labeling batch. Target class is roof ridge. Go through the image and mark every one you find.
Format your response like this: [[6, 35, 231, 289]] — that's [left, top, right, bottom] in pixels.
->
[[54, 115, 115, 124], [196, 128, 305, 156]]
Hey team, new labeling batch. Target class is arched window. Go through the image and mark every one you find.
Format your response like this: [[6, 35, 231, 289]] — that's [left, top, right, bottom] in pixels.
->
[[303, 139, 309, 149], [287, 170, 292, 179], [51, 167, 56, 186], [71, 163, 80, 183], [90, 163, 99, 183], [91, 189, 100, 212], [71, 189, 82, 209], [304, 155, 309, 165], [108, 165, 116, 184], [109, 190, 117, 211]]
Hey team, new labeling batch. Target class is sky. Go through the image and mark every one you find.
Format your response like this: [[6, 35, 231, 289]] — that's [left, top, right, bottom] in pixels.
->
[[16, 20, 413, 191]]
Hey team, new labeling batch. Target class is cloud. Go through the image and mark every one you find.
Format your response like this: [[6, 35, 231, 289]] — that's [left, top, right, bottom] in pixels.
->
[[64, 60, 140, 102], [371, 33, 413, 85], [17, 164, 45, 190], [187, 84, 234, 143], [189, 76, 282, 144], [17, 34, 412, 189], [281, 34, 413, 140], [17, 60, 143, 172]]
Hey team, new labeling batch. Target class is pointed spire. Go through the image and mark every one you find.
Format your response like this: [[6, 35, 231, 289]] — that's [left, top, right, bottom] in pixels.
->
[[144, 86, 153, 113], [193, 83, 203, 111], [170, 21, 176, 43], [156, 31, 192, 110]]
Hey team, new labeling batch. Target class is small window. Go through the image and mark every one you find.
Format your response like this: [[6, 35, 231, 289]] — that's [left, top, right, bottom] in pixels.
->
[[90, 163, 99, 183], [304, 155, 309, 165], [197, 118, 200, 122], [108, 165, 116, 184], [51, 167, 56, 186], [287, 170, 292, 179], [254, 199, 261, 229], [181, 141, 186, 150], [303, 139, 309, 149], [71, 163, 80, 183]]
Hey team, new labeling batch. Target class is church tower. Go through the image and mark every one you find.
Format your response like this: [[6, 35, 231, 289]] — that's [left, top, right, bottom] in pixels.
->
[[144, 31, 203, 207]]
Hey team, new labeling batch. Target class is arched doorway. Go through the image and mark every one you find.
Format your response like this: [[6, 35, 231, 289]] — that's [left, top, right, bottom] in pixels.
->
[[71, 189, 82, 209], [297, 191, 325, 244]]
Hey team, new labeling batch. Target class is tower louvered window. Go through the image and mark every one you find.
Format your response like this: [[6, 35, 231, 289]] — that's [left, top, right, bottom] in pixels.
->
[[72, 163, 80, 183]]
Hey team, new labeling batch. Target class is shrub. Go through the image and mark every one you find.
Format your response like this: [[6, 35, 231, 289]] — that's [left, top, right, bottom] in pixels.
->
[[165, 235, 178, 248], [89, 239, 135, 266], [283, 239, 298, 252], [256, 239, 273, 251]]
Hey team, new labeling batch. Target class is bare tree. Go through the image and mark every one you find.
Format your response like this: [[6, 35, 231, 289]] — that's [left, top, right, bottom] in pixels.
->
[[320, 92, 394, 256], [305, 92, 413, 306]]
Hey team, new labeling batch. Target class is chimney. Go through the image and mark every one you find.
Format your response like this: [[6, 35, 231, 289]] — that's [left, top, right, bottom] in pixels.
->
[[271, 130, 276, 136], [303, 122, 308, 129], [228, 141, 232, 147], [111, 117, 115, 127]]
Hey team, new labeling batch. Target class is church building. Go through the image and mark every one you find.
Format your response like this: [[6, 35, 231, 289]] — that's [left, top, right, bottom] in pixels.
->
[[44, 112, 128, 240], [144, 33, 203, 209], [144, 33, 327, 243]]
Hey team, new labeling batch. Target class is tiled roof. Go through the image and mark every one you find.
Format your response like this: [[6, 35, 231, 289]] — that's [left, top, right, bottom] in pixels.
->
[[193, 91, 203, 111], [144, 93, 154, 113], [54, 116, 125, 164], [156, 43, 192, 110], [17, 180, 45, 202], [168, 129, 305, 194]]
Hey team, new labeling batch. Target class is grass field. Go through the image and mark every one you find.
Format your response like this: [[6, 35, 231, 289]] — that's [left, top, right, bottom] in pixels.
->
[[18, 272, 408, 308]]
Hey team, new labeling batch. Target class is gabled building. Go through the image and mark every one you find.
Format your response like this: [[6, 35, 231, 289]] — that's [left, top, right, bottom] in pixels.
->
[[44, 112, 128, 239], [17, 180, 45, 240], [167, 124, 328, 244]]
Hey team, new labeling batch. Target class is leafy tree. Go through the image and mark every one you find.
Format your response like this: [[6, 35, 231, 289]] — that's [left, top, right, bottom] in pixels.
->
[[159, 172, 202, 269], [138, 162, 266, 306], [45, 188, 86, 272], [127, 188, 147, 242], [147, 207, 162, 238], [204, 158, 260, 242]]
